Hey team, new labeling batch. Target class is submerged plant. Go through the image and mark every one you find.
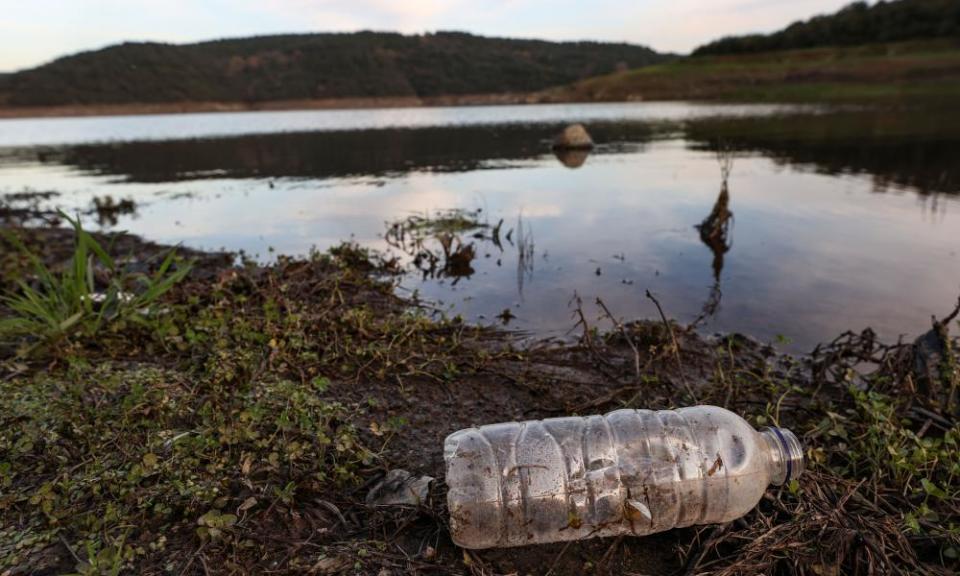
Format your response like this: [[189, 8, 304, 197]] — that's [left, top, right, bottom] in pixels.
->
[[0, 213, 192, 350]]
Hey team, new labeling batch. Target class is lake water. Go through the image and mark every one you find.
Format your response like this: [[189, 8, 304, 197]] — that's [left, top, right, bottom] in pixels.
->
[[1, 102, 958, 352]]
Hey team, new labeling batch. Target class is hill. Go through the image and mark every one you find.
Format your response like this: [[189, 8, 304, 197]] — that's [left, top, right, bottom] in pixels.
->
[[0, 31, 668, 109], [694, 0, 960, 56], [548, 39, 960, 104]]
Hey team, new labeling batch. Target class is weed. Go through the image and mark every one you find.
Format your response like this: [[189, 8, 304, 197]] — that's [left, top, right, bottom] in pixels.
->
[[0, 240, 492, 573], [0, 213, 192, 354], [385, 209, 494, 281], [810, 386, 960, 553], [0, 360, 375, 573]]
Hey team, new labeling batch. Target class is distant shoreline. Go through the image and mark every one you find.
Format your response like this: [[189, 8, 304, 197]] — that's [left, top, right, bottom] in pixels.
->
[[7, 39, 959, 120], [0, 92, 560, 119]]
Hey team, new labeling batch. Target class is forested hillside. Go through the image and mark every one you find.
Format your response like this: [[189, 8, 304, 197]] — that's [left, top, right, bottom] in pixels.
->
[[694, 0, 959, 56], [0, 32, 668, 107]]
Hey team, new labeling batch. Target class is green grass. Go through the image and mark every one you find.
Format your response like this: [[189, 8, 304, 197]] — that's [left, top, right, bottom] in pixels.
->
[[0, 245, 424, 574], [817, 386, 960, 552], [717, 81, 960, 104], [553, 39, 960, 104], [0, 362, 371, 573], [0, 213, 192, 354]]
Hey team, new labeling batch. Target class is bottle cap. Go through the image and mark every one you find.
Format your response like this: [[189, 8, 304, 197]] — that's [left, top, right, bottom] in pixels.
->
[[761, 426, 805, 485]]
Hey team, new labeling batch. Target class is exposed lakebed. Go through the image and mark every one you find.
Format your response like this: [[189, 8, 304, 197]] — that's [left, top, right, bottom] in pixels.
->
[[1, 102, 958, 351]]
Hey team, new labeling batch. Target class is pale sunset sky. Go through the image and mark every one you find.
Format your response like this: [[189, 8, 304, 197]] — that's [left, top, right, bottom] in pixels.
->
[[1, 0, 858, 72]]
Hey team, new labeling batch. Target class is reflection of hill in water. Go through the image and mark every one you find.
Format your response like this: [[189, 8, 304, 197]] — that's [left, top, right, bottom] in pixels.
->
[[33, 123, 654, 183], [15, 110, 960, 197], [685, 111, 960, 196]]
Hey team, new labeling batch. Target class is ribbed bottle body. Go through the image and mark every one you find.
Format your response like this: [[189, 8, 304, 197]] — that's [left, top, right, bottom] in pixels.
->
[[444, 406, 799, 549]]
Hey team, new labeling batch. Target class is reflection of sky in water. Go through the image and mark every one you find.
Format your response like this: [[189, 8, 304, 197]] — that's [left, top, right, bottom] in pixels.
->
[[0, 102, 813, 147], [1, 107, 958, 353]]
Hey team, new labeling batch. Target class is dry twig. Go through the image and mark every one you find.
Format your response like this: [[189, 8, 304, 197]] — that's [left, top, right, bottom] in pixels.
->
[[645, 289, 696, 401], [596, 297, 641, 380]]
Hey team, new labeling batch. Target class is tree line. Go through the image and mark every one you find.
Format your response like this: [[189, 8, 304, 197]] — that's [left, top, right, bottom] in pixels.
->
[[694, 0, 960, 56], [0, 32, 668, 107]]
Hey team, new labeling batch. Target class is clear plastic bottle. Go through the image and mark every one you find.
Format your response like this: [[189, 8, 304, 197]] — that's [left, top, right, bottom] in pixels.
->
[[444, 405, 804, 549]]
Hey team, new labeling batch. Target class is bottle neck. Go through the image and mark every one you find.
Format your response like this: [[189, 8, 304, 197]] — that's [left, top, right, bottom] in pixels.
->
[[760, 427, 805, 486]]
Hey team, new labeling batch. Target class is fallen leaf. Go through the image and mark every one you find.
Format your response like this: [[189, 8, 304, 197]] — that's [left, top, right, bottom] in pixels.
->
[[237, 496, 257, 513], [310, 556, 350, 575], [142, 453, 159, 468]]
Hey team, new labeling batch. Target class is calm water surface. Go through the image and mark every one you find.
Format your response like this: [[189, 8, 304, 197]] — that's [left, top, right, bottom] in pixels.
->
[[1, 102, 958, 352]]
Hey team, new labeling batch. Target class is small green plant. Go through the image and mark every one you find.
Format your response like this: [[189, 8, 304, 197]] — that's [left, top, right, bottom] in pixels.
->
[[73, 535, 130, 576], [810, 385, 960, 557], [0, 213, 192, 349], [845, 387, 960, 489]]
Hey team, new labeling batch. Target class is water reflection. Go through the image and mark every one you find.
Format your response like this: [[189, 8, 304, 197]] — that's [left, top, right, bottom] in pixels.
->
[[514, 215, 535, 298], [383, 209, 537, 298], [20, 123, 650, 183], [553, 148, 591, 169], [8, 110, 955, 200], [91, 195, 138, 227], [685, 112, 960, 197], [694, 146, 735, 322], [385, 209, 491, 284], [0, 190, 61, 226], [1, 105, 959, 351]]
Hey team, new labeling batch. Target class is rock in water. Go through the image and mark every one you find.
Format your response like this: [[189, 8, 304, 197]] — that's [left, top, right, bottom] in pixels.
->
[[552, 123, 594, 150], [553, 148, 590, 169]]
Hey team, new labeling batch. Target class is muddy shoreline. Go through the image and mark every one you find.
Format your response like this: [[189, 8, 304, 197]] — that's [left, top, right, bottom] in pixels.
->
[[1, 210, 958, 574]]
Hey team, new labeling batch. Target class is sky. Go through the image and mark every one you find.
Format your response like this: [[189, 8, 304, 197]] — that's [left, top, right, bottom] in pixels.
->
[[0, 0, 858, 72]]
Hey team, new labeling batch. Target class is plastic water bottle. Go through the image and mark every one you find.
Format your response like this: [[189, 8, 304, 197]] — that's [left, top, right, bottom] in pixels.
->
[[444, 405, 804, 549]]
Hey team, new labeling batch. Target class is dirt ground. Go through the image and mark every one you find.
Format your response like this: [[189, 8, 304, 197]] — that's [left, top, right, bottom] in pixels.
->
[[1, 205, 958, 575]]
